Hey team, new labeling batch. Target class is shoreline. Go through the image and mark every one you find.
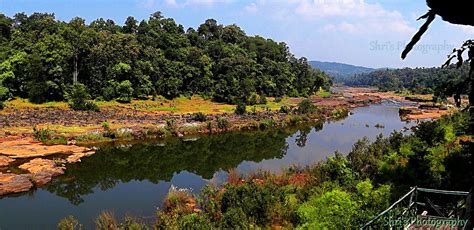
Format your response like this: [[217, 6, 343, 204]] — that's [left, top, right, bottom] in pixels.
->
[[0, 87, 458, 196]]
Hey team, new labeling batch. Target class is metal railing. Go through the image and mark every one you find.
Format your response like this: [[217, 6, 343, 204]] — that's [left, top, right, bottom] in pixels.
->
[[361, 186, 470, 230]]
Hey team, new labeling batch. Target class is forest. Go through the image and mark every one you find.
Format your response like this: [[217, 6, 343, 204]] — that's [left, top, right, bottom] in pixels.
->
[[0, 12, 330, 108], [339, 65, 470, 99]]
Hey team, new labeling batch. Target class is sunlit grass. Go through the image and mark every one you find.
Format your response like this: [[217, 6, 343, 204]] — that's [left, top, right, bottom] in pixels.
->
[[4, 95, 301, 115]]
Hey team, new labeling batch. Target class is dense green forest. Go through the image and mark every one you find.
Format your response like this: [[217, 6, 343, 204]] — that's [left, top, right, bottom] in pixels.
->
[[340, 65, 470, 99], [0, 12, 330, 107]]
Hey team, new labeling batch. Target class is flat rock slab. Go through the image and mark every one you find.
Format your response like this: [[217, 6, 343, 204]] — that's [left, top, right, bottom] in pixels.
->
[[0, 155, 14, 167], [0, 173, 33, 196], [66, 151, 95, 164], [0, 138, 90, 159], [18, 158, 65, 176]]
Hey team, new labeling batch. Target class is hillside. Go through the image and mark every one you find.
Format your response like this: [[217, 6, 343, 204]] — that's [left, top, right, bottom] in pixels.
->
[[309, 61, 374, 78]]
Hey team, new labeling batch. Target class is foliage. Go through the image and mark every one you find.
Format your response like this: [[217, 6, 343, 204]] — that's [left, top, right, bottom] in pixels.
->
[[95, 211, 118, 230], [216, 117, 230, 130], [68, 83, 99, 112], [297, 99, 315, 114], [33, 126, 54, 143], [191, 112, 207, 122], [340, 65, 470, 104], [234, 102, 246, 115], [57, 215, 81, 230], [296, 189, 359, 229], [279, 105, 290, 114], [0, 12, 330, 104]]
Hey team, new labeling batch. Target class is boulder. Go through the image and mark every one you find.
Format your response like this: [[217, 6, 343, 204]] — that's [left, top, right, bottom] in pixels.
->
[[0, 173, 33, 196], [19, 158, 65, 176], [0, 155, 14, 167]]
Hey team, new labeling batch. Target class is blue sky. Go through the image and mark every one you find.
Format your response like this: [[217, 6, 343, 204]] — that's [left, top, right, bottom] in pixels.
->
[[1, 0, 473, 68]]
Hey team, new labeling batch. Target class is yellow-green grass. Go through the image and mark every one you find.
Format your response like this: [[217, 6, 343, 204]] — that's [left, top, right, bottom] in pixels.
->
[[4, 95, 299, 115]]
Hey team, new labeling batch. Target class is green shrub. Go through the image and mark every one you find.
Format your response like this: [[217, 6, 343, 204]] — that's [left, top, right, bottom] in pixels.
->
[[274, 96, 283, 103], [57, 215, 81, 230], [95, 211, 118, 230], [258, 94, 267, 104], [221, 182, 283, 226], [0, 100, 4, 110], [297, 99, 315, 114], [120, 216, 149, 230], [69, 83, 100, 112], [33, 126, 54, 143], [279, 105, 290, 114], [217, 117, 230, 130], [177, 213, 212, 230], [117, 80, 134, 103], [296, 189, 359, 229], [191, 112, 207, 122], [234, 103, 246, 115], [219, 208, 252, 229], [259, 119, 275, 129], [247, 93, 258, 105], [166, 118, 177, 132]]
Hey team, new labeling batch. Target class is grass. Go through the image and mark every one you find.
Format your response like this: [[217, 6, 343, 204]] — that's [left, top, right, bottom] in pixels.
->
[[4, 95, 302, 115], [315, 89, 331, 98]]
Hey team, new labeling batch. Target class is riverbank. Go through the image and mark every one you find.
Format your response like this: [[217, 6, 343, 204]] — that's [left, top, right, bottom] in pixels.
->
[[55, 111, 471, 229], [0, 87, 457, 197]]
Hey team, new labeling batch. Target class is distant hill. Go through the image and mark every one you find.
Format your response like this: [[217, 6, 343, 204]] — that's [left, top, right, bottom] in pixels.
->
[[309, 61, 375, 78]]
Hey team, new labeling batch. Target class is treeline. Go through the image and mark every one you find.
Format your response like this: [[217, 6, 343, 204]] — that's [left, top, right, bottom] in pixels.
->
[[0, 12, 330, 106], [340, 65, 470, 98]]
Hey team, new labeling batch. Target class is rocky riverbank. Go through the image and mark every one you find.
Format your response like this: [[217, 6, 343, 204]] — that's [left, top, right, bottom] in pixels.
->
[[0, 87, 455, 197]]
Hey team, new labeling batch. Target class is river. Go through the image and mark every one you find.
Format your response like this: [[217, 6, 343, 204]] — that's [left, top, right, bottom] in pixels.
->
[[0, 101, 415, 229]]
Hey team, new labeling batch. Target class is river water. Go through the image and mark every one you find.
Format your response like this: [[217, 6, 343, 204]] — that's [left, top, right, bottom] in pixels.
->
[[0, 101, 415, 229]]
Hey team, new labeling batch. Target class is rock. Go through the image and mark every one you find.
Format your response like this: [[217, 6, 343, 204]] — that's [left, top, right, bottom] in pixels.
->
[[66, 151, 95, 164], [0, 138, 90, 159], [0, 173, 33, 196], [30, 172, 54, 186], [18, 158, 65, 176], [0, 155, 14, 167]]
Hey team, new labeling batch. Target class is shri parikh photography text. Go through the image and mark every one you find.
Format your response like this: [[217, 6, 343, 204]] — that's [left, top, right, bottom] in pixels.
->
[[369, 40, 455, 54], [383, 216, 469, 228]]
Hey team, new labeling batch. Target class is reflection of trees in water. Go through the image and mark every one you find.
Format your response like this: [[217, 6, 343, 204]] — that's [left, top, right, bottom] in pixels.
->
[[46, 129, 300, 205], [295, 122, 324, 148]]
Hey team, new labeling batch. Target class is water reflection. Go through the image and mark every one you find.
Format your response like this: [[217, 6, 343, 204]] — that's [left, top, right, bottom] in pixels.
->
[[0, 102, 415, 229], [45, 128, 304, 205]]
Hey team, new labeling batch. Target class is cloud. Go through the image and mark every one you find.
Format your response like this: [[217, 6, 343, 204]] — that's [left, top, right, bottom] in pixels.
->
[[164, 0, 232, 8], [242, 0, 415, 34]]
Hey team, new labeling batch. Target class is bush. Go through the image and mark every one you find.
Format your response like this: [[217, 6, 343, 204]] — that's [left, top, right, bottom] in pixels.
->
[[117, 80, 134, 103], [279, 105, 290, 114], [217, 117, 230, 130], [297, 99, 315, 114], [95, 211, 117, 230], [234, 103, 246, 115], [0, 100, 4, 110], [258, 94, 267, 104], [33, 126, 53, 142], [219, 208, 251, 229], [69, 83, 100, 112], [247, 93, 258, 105], [191, 112, 207, 122], [57, 215, 81, 230], [296, 189, 359, 229], [274, 96, 283, 103]]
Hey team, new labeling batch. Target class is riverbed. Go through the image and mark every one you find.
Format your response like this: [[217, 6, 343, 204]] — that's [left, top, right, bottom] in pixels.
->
[[0, 101, 415, 229]]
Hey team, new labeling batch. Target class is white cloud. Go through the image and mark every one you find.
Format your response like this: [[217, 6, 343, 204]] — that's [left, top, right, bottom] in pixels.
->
[[164, 0, 232, 8], [242, 0, 415, 34]]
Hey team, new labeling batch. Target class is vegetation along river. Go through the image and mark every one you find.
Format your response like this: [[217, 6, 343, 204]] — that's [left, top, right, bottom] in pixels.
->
[[0, 101, 416, 229]]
